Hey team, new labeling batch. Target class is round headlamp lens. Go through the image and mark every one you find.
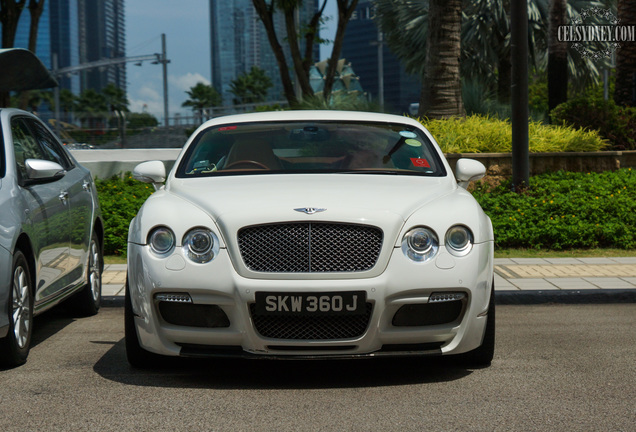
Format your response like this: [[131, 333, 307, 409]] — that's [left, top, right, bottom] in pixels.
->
[[183, 228, 218, 263], [408, 229, 434, 253], [189, 231, 212, 254], [149, 227, 175, 255], [445, 225, 473, 256], [402, 227, 439, 262]]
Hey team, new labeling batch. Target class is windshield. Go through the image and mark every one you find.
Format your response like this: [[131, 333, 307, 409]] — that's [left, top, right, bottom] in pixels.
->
[[176, 120, 446, 178]]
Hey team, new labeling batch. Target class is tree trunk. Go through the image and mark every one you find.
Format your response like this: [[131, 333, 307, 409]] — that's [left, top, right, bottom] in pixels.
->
[[419, 0, 463, 119], [548, 0, 568, 113], [283, 6, 314, 99], [302, 0, 328, 78], [323, 0, 359, 100], [615, 0, 636, 107], [252, 0, 298, 106], [27, 0, 45, 52]]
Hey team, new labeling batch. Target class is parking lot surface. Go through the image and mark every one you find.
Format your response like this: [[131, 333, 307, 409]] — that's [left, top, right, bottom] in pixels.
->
[[1, 304, 634, 431]]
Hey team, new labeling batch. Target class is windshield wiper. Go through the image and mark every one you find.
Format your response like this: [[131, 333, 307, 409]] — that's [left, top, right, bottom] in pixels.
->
[[382, 136, 406, 164]]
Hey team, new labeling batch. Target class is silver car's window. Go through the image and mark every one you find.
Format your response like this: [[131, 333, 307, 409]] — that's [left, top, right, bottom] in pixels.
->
[[176, 121, 446, 178], [11, 117, 71, 180], [11, 118, 44, 180], [29, 119, 73, 170]]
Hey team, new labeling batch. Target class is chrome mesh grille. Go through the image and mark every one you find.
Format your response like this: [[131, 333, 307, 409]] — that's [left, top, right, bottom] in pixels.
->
[[238, 223, 383, 273], [249, 303, 373, 340]]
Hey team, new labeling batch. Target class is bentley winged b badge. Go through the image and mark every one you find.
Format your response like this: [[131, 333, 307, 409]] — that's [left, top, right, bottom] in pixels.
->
[[294, 207, 327, 215]]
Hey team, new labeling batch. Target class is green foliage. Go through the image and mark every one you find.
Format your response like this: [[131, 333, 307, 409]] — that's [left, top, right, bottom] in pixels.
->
[[472, 169, 636, 250], [298, 94, 382, 112], [126, 112, 159, 129], [229, 66, 273, 105], [182, 82, 223, 114], [461, 79, 511, 119], [95, 174, 154, 256], [551, 95, 636, 150], [419, 115, 608, 153]]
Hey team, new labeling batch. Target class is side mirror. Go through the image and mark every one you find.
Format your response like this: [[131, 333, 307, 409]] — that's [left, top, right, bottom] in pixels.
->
[[133, 160, 166, 190], [24, 159, 66, 185], [455, 158, 486, 189]]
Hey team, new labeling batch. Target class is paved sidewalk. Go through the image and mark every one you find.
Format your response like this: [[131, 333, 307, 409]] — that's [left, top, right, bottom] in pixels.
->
[[102, 257, 636, 304]]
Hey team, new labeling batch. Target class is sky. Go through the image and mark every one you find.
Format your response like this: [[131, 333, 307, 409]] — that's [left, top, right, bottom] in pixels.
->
[[126, 0, 338, 122]]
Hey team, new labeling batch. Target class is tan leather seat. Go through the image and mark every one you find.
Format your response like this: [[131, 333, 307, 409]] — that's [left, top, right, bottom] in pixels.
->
[[224, 139, 283, 170]]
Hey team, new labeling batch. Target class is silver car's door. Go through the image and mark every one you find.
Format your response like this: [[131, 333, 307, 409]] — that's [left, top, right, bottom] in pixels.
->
[[29, 120, 94, 286], [11, 117, 71, 305]]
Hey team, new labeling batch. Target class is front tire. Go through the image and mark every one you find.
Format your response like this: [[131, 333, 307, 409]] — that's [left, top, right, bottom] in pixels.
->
[[70, 233, 102, 316], [0, 251, 34, 368]]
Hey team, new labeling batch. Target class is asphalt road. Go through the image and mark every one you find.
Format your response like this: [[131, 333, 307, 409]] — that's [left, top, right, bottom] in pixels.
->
[[1, 304, 634, 431]]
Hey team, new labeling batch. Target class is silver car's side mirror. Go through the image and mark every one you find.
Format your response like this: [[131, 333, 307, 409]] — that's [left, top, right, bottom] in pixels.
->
[[455, 158, 486, 189], [133, 160, 166, 190], [24, 159, 66, 184]]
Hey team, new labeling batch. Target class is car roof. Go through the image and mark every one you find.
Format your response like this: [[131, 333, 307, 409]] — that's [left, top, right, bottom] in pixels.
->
[[197, 110, 423, 129]]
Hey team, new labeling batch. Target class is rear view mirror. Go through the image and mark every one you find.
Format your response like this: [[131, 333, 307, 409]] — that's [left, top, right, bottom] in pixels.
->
[[455, 158, 486, 189], [133, 160, 166, 190], [24, 159, 66, 185]]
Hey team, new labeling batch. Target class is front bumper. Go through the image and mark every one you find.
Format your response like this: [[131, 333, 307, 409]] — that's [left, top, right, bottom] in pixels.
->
[[127, 241, 494, 358]]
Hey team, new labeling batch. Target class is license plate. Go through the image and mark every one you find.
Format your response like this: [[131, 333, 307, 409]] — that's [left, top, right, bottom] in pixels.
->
[[254, 291, 367, 316]]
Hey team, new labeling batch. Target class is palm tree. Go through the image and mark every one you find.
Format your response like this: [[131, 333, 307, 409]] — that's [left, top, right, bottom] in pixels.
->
[[182, 82, 222, 118], [420, 0, 463, 118], [376, 0, 613, 114], [548, 0, 568, 111], [615, 0, 636, 106], [229, 66, 273, 105], [102, 83, 129, 113]]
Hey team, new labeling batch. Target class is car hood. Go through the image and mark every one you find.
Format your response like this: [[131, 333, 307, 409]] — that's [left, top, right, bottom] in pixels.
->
[[166, 173, 455, 229]]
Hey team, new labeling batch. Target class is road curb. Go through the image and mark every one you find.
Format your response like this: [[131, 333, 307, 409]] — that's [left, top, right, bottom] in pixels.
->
[[496, 289, 636, 305]]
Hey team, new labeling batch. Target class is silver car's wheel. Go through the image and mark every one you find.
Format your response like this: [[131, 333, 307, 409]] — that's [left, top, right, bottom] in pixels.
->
[[88, 238, 102, 303], [69, 232, 102, 316], [0, 251, 33, 368], [12, 263, 31, 349]]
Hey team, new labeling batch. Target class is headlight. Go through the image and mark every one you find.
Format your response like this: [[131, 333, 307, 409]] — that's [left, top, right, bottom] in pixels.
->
[[401, 227, 439, 262], [183, 228, 219, 263], [148, 227, 175, 255], [445, 225, 474, 256]]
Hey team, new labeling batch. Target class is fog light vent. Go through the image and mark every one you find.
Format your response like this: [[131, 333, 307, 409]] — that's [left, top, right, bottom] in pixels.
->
[[155, 293, 192, 303], [158, 303, 230, 328], [429, 292, 466, 303]]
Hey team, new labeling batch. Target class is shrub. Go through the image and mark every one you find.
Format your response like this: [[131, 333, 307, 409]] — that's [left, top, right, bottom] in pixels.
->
[[551, 96, 636, 150], [95, 174, 154, 256], [419, 115, 608, 153], [472, 168, 636, 250]]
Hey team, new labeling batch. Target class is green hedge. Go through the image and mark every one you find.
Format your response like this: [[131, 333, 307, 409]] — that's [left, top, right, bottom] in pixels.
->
[[420, 115, 608, 153], [96, 169, 636, 256], [472, 169, 636, 250], [95, 174, 154, 255]]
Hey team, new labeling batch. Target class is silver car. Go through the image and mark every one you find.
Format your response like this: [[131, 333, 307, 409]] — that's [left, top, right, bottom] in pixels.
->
[[0, 108, 103, 368]]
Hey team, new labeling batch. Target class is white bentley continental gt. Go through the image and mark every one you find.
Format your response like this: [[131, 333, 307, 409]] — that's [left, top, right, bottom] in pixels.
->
[[126, 111, 495, 367]]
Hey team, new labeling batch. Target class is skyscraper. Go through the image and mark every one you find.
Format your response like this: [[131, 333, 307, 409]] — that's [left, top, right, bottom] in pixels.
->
[[78, 0, 126, 92], [341, 1, 420, 114], [209, 0, 319, 105]]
